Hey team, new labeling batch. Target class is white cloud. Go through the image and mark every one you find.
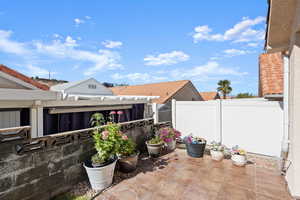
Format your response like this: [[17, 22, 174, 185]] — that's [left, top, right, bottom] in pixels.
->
[[247, 42, 259, 47], [85, 16, 92, 20], [65, 36, 78, 47], [111, 72, 167, 83], [53, 33, 61, 38], [0, 30, 30, 55], [192, 16, 265, 43], [102, 40, 123, 49], [74, 18, 85, 26], [34, 36, 122, 76], [223, 49, 252, 57], [171, 61, 247, 81], [26, 64, 56, 77], [144, 50, 190, 66]]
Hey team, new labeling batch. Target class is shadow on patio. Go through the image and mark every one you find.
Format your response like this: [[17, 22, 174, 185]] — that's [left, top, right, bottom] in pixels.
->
[[91, 149, 292, 200]]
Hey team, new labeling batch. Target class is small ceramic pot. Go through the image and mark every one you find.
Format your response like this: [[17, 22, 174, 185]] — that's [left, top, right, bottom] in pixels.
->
[[166, 140, 176, 151], [210, 150, 224, 161], [146, 141, 163, 157], [231, 154, 247, 166]]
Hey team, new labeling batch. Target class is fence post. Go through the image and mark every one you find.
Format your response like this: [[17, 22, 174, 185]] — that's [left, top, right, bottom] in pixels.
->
[[215, 99, 222, 143], [152, 103, 159, 123], [172, 99, 176, 128]]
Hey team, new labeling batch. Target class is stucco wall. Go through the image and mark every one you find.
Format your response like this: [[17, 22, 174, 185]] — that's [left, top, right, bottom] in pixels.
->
[[0, 76, 28, 89], [171, 82, 202, 101], [158, 82, 203, 122], [286, 33, 300, 197], [66, 79, 113, 96]]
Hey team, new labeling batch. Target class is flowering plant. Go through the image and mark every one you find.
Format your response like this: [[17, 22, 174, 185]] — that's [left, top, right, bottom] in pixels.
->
[[148, 135, 163, 145], [92, 123, 124, 164], [158, 127, 181, 143], [231, 145, 246, 156], [184, 135, 206, 144], [209, 141, 226, 152], [118, 134, 137, 157]]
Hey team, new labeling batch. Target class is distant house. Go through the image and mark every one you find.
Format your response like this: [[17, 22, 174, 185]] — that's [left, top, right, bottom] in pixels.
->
[[199, 92, 220, 101], [259, 52, 283, 100], [51, 78, 114, 98], [111, 80, 202, 121]]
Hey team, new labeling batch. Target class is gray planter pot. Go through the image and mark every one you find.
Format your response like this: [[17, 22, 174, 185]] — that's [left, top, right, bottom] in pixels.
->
[[118, 151, 140, 173], [166, 140, 176, 151], [146, 141, 163, 157], [84, 158, 117, 191]]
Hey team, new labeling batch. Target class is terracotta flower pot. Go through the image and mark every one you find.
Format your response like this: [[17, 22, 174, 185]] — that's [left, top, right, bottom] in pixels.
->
[[231, 154, 247, 166], [210, 150, 224, 161], [146, 141, 163, 157], [118, 151, 140, 173]]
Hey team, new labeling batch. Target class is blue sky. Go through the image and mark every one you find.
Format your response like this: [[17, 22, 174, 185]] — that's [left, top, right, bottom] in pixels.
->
[[0, 0, 267, 95]]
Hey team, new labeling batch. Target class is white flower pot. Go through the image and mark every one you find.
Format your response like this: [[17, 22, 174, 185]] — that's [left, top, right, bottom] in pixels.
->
[[166, 140, 176, 151], [210, 150, 224, 161], [84, 159, 117, 191], [231, 154, 247, 167], [146, 141, 163, 157]]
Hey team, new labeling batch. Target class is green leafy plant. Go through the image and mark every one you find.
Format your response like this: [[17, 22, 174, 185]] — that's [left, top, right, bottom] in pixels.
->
[[118, 135, 136, 157], [90, 113, 105, 127], [148, 135, 163, 144], [209, 141, 227, 152], [236, 93, 255, 98], [92, 123, 123, 164]]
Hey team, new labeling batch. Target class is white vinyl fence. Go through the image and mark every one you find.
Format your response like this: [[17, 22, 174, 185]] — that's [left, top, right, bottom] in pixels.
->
[[172, 99, 284, 157]]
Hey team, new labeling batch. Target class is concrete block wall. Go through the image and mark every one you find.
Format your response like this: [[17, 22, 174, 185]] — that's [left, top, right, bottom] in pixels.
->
[[0, 119, 169, 200]]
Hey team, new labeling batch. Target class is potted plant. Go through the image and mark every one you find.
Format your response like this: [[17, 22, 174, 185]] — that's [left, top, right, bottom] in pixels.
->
[[231, 145, 247, 167], [184, 135, 206, 158], [146, 135, 164, 157], [209, 141, 226, 161], [118, 133, 139, 173], [84, 113, 123, 191], [159, 127, 181, 151]]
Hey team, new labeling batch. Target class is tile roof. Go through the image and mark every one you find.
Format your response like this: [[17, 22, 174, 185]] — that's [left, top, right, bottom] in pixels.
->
[[111, 80, 191, 104], [199, 92, 220, 101], [259, 52, 283, 97], [0, 64, 49, 90]]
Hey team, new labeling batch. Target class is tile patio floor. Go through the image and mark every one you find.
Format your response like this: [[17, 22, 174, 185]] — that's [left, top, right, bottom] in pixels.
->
[[96, 149, 293, 200]]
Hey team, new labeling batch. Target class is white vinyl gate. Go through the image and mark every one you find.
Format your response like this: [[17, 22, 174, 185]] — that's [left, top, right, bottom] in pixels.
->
[[172, 99, 284, 157]]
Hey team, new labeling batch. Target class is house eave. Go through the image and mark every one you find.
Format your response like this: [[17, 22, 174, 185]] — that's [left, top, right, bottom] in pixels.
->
[[265, 0, 296, 53], [264, 93, 283, 100]]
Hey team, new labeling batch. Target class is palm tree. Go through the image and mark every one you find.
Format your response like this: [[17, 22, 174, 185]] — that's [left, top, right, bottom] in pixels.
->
[[217, 80, 232, 99]]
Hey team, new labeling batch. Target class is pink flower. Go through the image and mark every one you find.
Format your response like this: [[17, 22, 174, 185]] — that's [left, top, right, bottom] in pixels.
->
[[161, 129, 168, 136], [110, 111, 116, 115], [174, 130, 181, 138], [122, 135, 128, 140], [101, 130, 109, 140], [164, 138, 173, 143], [117, 111, 123, 115]]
